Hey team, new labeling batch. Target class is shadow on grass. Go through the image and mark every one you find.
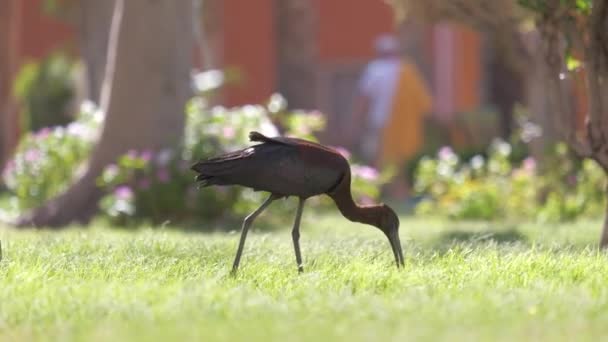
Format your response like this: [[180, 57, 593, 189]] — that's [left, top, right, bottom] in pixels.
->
[[432, 226, 528, 250], [170, 215, 291, 234]]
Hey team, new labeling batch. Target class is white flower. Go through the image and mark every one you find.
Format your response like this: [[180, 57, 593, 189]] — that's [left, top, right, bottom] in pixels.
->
[[267, 93, 287, 113], [192, 69, 224, 92], [470, 155, 485, 170], [80, 99, 97, 114], [156, 148, 174, 166]]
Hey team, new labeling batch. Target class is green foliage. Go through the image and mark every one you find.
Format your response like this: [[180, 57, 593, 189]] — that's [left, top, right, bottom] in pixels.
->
[[97, 94, 390, 226], [1, 102, 102, 219], [517, 0, 548, 13], [414, 140, 606, 222], [1, 217, 608, 341], [566, 54, 582, 71], [12, 52, 76, 133], [518, 0, 592, 14]]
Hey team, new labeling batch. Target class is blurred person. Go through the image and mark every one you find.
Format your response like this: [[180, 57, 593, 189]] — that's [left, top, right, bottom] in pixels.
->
[[352, 33, 432, 198]]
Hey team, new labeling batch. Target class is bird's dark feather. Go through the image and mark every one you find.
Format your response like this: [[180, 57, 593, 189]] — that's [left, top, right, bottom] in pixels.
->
[[249, 131, 341, 155], [191, 132, 347, 198], [248, 131, 295, 146]]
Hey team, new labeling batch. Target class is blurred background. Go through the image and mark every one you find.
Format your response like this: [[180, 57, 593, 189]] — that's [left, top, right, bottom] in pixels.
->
[[0, 0, 604, 229]]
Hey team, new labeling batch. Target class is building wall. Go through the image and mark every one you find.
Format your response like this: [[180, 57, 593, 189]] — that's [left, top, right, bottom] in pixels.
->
[[314, 0, 395, 62], [221, 0, 276, 107], [13, 0, 74, 62]]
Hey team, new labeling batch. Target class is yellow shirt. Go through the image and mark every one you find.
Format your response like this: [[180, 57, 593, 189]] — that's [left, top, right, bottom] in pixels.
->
[[379, 60, 432, 166]]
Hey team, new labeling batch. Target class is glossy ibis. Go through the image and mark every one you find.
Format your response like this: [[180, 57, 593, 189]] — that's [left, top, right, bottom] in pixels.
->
[[191, 131, 403, 273]]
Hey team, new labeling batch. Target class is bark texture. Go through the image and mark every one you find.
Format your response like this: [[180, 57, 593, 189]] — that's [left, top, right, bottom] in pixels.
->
[[77, 0, 116, 104], [276, 0, 317, 110]]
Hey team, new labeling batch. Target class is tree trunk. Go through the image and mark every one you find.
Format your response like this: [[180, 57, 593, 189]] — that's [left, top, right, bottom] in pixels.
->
[[583, 0, 608, 248], [0, 0, 9, 167], [0, 0, 19, 169], [77, 0, 116, 104], [15, 0, 193, 227], [276, 0, 317, 110]]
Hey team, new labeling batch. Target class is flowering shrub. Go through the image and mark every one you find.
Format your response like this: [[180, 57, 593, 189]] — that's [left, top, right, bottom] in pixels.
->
[[1, 69, 390, 226], [1, 99, 388, 225], [1, 101, 102, 219], [414, 140, 606, 222], [96, 94, 390, 225]]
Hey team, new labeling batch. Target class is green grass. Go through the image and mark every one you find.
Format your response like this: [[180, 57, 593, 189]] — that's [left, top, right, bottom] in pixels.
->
[[1, 214, 608, 341]]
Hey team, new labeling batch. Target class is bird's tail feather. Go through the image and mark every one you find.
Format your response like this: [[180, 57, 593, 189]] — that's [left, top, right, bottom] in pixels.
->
[[249, 131, 293, 146], [194, 174, 229, 187], [249, 131, 268, 143], [191, 147, 253, 187]]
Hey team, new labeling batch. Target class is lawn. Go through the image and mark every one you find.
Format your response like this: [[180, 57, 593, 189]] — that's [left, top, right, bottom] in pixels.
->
[[1, 213, 608, 341]]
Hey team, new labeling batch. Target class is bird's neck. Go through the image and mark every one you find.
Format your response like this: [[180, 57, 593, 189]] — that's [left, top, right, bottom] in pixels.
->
[[329, 181, 382, 228]]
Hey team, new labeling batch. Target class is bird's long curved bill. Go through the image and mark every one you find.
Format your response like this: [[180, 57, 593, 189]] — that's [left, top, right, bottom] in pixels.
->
[[387, 231, 404, 268]]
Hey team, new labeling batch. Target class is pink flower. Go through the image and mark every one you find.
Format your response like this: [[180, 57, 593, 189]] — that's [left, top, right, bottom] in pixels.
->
[[222, 126, 236, 139], [308, 110, 324, 119], [438, 146, 455, 160], [140, 150, 154, 163], [114, 186, 133, 200], [331, 146, 351, 160], [523, 157, 536, 172], [156, 168, 170, 183], [24, 149, 42, 163], [127, 149, 138, 159], [36, 127, 52, 139], [106, 163, 119, 174], [67, 122, 94, 140], [352, 165, 379, 181], [103, 164, 120, 180], [1, 160, 15, 179]]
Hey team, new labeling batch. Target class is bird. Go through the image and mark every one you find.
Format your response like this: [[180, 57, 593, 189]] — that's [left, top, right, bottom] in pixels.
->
[[191, 131, 403, 273]]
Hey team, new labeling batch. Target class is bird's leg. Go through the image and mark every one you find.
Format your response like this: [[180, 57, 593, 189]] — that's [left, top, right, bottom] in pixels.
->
[[386, 230, 405, 268], [231, 194, 277, 275], [394, 232, 405, 267], [291, 198, 306, 273]]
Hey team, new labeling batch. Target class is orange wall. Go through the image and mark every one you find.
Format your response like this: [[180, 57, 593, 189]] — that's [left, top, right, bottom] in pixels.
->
[[315, 0, 395, 62], [16, 0, 74, 62], [454, 26, 480, 112], [222, 0, 276, 106]]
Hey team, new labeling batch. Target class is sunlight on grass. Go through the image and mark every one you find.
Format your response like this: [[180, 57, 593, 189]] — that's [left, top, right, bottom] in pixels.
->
[[1, 215, 607, 341]]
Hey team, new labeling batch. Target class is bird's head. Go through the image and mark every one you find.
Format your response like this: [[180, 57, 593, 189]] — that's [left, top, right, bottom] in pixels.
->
[[375, 204, 404, 267]]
